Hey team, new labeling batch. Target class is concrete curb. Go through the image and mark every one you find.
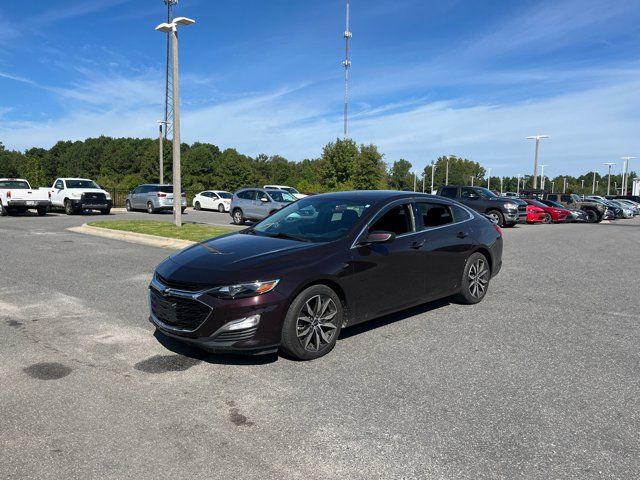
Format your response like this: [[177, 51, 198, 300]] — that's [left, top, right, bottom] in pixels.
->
[[67, 224, 196, 250]]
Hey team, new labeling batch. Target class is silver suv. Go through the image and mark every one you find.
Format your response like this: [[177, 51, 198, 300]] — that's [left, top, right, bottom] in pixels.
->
[[230, 188, 296, 224], [126, 184, 187, 214]]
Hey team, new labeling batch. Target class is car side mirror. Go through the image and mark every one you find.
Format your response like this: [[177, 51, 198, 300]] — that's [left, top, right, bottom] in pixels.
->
[[467, 194, 478, 199], [261, 197, 269, 203], [359, 231, 396, 246]]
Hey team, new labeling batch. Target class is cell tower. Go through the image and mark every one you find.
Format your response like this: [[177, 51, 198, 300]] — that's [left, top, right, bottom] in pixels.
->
[[342, 0, 352, 137], [163, 0, 178, 139]]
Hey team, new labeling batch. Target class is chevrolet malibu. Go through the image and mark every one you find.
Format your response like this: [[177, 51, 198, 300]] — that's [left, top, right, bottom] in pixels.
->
[[149, 191, 503, 360]]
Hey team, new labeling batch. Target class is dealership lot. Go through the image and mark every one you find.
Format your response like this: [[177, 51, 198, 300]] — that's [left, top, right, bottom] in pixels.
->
[[1, 213, 639, 479]]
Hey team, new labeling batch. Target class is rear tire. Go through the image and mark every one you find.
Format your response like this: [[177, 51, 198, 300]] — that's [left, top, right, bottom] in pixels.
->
[[584, 208, 598, 223], [453, 252, 491, 305], [232, 209, 245, 225], [37, 207, 47, 216], [486, 210, 504, 227], [125, 200, 132, 212], [280, 285, 343, 361], [147, 202, 155, 214], [181, 207, 186, 214], [218, 204, 225, 213], [101, 208, 111, 215], [194, 201, 201, 211], [0, 202, 7, 216]]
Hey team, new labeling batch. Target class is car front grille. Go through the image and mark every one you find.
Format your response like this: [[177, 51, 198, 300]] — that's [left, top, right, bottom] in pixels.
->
[[518, 205, 527, 213], [82, 192, 106, 202], [155, 273, 212, 292], [149, 288, 212, 331]]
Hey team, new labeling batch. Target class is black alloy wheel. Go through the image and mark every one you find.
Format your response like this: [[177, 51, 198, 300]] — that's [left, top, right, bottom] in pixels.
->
[[281, 285, 343, 360], [453, 252, 491, 305]]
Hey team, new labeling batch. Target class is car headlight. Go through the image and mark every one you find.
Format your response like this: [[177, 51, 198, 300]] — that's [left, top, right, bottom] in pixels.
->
[[503, 203, 518, 210], [105, 193, 112, 200], [208, 280, 279, 299], [70, 192, 82, 198]]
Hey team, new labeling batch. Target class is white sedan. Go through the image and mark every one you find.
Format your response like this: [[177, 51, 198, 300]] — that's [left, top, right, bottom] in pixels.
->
[[192, 190, 232, 213]]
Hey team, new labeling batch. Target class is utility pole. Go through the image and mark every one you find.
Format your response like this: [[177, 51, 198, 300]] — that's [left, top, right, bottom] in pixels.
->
[[157, 120, 170, 184], [342, 0, 352, 137], [430, 161, 435, 194], [162, 0, 178, 140], [156, 15, 195, 227], [603, 162, 615, 196], [620, 156, 635, 196], [526, 135, 549, 189]]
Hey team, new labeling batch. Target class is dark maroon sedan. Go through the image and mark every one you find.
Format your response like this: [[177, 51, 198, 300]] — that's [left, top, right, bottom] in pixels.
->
[[149, 191, 503, 360]]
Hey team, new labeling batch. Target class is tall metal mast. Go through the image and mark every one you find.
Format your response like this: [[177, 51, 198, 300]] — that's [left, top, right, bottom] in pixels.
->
[[342, 0, 352, 137], [163, 0, 178, 140]]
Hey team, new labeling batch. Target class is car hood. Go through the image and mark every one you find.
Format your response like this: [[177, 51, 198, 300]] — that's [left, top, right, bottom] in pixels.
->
[[64, 188, 109, 195], [156, 232, 318, 282]]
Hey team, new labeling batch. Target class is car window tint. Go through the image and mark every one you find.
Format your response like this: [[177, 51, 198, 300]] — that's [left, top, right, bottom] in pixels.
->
[[561, 195, 571, 202], [440, 187, 457, 198], [256, 190, 269, 201], [55, 180, 64, 189], [370, 204, 412, 235], [460, 187, 477, 198], [450, 204, 471, 222], [415, 202, 454, 229], [238, 190, 253, 200]]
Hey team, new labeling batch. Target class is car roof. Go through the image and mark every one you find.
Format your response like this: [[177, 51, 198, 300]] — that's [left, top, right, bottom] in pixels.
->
[[309, 190, 437, 202]]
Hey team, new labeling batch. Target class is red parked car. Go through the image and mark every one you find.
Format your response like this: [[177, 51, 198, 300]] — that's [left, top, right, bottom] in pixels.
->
[[524, 199, 569, 224], [525, 203, 547, 223]]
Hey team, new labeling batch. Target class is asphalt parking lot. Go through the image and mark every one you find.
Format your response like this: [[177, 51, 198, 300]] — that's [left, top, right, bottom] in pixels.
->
[[1, 212, 639, 479]]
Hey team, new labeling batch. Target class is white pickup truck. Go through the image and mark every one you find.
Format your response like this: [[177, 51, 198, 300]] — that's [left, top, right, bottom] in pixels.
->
[[0, 178, 51, 216], [47, 178, 113, 215]]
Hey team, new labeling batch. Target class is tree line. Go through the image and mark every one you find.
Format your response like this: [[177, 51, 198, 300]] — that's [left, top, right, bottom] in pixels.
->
[[0, 137, 635, 196]]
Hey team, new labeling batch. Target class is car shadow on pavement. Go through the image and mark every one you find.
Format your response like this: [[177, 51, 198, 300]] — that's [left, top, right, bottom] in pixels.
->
[[339, 298, 451, 340], [153, 330, 279, 365]]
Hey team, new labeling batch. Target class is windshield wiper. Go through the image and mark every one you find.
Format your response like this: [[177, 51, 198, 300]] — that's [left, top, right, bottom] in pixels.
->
[[267, 232, 312, 242]]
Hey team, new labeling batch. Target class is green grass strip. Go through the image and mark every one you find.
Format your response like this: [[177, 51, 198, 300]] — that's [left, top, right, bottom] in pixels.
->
[[87, 220, 236, 242]]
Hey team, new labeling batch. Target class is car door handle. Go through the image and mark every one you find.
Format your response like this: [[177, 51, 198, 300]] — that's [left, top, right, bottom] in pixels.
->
[[456, 231, 469, 239], [411, 240, 425, 249]]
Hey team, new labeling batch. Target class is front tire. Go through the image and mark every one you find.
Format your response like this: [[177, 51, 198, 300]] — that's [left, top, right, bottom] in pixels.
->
[[125, 200, 132, 212], [453, 252, 491, 305], [280, 285, 343, 360], [147, 202, 155, 214], [232, 209, 245, 225], [542, 213, 552, 224], [101, 208, 111, 215], [64, 199, 76, 215], [218, 204, 225, 213], [486, 209, 504, 227], [584, 208, 598, 223]]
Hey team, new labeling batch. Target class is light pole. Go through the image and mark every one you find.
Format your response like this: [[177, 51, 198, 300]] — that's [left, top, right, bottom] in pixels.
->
[[156, 16, 196, 227], [620, 156, 635, 195], [486, 168, 491, 189], [538, 164, 547, 191], [595, 180, 599, 194], [603, 162, 615, 196], [551, 181, 555, 193], [413, 172, 417, 192], [592, 171, 596, 195], [562, 177, 567, 194], [499, 177, 503, 195], [445, 155, 454, 186], [470, 175, 474, 186], [516, 174, 522, 195], [581, 179, 585, 196], [430, 160, 435, 194], [526, 135, 549, 189]]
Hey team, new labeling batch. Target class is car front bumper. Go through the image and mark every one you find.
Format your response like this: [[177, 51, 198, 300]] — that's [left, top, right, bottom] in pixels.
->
[[147, 275, 287, 354], [70, 199, 113, 210]]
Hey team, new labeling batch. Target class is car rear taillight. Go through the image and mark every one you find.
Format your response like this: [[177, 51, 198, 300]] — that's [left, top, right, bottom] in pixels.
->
[[6, 191, 10, 199], [157, 193, 166, 198], [48, 191, 52, 199], [494, 224, 503, 236]]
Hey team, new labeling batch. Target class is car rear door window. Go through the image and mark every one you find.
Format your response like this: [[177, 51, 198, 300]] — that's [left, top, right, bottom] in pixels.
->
[[414, 202, 454, 229], [451, 204, 472, 222], [560, 195, 572, 202], [461, 187, 477, 199], [440, 187, 458, 198], [237, 190, 254, 200], [370, 204, 413, 235]]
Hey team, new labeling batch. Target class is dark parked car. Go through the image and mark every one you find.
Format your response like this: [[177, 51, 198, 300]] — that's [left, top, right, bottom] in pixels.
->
[[149, 191, 503, 360], [437, 185, 526, 227]]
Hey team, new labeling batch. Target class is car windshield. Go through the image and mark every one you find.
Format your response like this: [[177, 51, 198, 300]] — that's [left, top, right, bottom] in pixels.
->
[[283, 187, 300, 194], [217, 192, 232, 199], [0, 180, 30, 189], [249, 197, 373, 243], [66, 180, 99, 189], [544, 200, 564, 208], [267, 190, 296, 203], [570, 194, 582, 202], [528, 199, 547, 208], [474, 187, 498, 199]]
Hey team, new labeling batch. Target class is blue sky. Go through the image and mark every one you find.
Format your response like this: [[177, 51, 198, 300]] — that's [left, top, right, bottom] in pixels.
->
[[1, 0, 639, 177]]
